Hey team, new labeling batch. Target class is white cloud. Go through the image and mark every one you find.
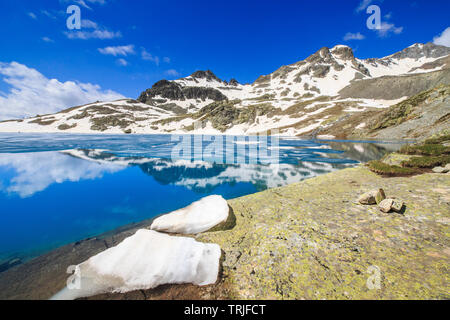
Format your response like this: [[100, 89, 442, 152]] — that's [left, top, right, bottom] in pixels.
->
[[0, 62, 125, 120], [433, 27, 450, 47], [42, 37, 54, 43], [86, 0, 106, 4], [0, 152, 123, 198], [81, 19, 99, 29], [41, 10, 57, 19], [65, 29, 122, 40], [28, 12, 37, 19], [116, 59, 129, 67], [343, 32, 365, 41], [60, 0, 106, 10], [141, 49, 160, 66], [165, 69, 180, 77], [65, 18, 121, 40], [376, 22, 403, 37], [99, 45, 135, 56], [355, 0, 374, 13]]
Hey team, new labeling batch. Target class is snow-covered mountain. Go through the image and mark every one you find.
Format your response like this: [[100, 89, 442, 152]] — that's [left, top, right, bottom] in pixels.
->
[[1, 42, 449, 136]]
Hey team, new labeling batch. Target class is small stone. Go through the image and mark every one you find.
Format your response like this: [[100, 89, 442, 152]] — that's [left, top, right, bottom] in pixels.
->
[[391, 200, 404, 213], [379, 199, 394, 213], [432, 166, 448, 173], [358, 189, 386, 205], [358, 190, 377, 205], [445, 163, 450, 171], [375, 188, 386, 204]]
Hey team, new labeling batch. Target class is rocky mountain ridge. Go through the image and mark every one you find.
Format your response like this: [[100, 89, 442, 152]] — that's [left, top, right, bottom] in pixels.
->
[[0, 42, 449, 137]]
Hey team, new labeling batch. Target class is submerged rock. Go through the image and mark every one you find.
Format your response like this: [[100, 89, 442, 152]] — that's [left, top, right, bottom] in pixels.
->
[[51, 229, 221, 300], [0, 258, 22, 273], [151, 195, 229, 234]]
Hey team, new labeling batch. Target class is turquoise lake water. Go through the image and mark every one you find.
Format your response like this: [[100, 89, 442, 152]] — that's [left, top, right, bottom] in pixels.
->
[[0, 133, 405, 268]]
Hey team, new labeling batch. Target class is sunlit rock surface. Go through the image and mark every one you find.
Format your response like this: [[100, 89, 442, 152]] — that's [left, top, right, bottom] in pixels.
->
[[151, 195, 229, 234]]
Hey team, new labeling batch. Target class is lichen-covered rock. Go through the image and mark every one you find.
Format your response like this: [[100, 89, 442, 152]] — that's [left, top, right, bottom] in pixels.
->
[[375, 188, 386, 204], [358, 189, 385, 205], [358, 190, 377, 205], [379, 199, 394, 213], [197, 166, 450, 300], [391, 199, 405, 213], [433, 166, 449, 173]]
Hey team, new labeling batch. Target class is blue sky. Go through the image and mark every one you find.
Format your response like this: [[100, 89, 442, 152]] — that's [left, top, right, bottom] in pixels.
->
[[0, 0, 449, 119]]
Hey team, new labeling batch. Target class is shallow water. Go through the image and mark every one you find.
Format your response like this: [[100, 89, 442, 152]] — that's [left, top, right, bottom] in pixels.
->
[[0, 133, 405, 267]]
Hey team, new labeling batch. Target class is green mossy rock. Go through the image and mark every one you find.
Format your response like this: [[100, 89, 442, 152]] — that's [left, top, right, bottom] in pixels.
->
[[375, 189, 386, 205], [197, 166, 450, 300]]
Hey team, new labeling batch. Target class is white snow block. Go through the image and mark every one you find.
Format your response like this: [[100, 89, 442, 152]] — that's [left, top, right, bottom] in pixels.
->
[[51, 229, 221, 300], [150, 195, 229, 234]]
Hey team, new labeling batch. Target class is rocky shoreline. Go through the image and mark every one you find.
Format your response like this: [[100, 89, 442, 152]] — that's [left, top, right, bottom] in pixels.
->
[[0, 164, 448, 300], [196, 166, 449, 300]]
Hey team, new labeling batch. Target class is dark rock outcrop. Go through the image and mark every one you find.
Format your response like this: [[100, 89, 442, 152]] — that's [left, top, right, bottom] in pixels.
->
[[138, 79, 228, 105], [139, 80, 185, 102], [182, 86, 228, 101], [228, 78, 239, 86], [194, 100, 276, 132], [190, 70, 224, 83], [331, 46, 355, 60], [306, 47, 335, 64]]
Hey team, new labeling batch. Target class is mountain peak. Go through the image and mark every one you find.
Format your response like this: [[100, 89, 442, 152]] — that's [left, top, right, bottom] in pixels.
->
[[408, 43, 425, 48], [189, 70, 223, 82], [306, 45, 356, 65], [306, 47, 334, 64], [331, 44, 351, 50], [331, 45, 355, 60]]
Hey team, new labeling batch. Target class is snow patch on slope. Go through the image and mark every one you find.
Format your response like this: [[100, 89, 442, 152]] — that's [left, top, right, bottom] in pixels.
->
[[151, 195, 229, 234], [51, 229, 221, 300]]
